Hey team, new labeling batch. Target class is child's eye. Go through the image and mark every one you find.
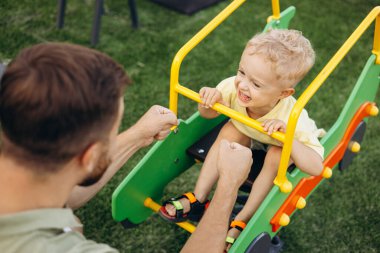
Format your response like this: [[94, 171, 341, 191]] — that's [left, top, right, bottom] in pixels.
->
[[253, 82, 260, 88], [238, 69, 245, 76]]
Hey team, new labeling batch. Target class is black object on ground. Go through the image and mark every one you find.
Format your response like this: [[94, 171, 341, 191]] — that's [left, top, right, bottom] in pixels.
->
[[56, 0, 138, 46], [150, 0, 225, 15]]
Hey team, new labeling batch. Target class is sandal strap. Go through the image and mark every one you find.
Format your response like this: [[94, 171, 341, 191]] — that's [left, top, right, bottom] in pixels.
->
[[161, 192, 209, 222], [171, 200, 184, 211], [230, 220, 246, 232], [182, 192, 197, 204], [226, 236, 235, 244], [225, 221, 246, 246], [161, 199, 184, 219]]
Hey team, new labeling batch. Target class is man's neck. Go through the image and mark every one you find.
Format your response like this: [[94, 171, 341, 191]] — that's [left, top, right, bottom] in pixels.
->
[[0, 155, 75, 215]]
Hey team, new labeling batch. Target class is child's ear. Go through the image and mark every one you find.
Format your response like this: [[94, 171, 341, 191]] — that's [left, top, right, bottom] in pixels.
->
[[280, 88, 295, 99]]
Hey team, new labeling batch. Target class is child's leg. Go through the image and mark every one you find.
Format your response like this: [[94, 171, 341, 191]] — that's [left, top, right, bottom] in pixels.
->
[[165, 121, 250, 216], [194, 121, 250, 200], [227, 146, 290, 243], [233, 146, 282, 221]]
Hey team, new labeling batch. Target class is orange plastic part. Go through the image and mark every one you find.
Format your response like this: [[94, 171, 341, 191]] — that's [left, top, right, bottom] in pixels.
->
[[270, 102, 375, 232]]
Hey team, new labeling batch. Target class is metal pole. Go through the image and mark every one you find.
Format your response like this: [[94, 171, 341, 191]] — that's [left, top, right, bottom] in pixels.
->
[[91, 0, 104, 46], [56, 0, 66, 29], [128, 0, 139, 28]]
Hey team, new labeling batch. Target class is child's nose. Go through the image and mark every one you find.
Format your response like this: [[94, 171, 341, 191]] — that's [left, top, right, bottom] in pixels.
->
[[238, 80, 249, 90]]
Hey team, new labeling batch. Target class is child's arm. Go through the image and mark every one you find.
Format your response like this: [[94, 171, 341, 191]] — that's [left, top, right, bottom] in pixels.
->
[[198, 87, 226, 119], [290, 140, 323, 176], [262, 119, 323, 176]]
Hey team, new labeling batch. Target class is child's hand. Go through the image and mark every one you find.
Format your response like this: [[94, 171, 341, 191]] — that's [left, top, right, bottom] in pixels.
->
[[199, 87, 223, 108], [262, 119, 286, 135]]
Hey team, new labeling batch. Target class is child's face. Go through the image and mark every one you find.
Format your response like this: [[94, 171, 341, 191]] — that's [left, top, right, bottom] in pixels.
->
[[234, 49, 293, 114]]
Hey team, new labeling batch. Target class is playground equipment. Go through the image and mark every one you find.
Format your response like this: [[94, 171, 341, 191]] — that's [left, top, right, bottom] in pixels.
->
[[112, 0, 380, 252]]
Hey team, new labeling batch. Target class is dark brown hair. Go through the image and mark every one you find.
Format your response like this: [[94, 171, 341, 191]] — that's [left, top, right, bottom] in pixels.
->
[[0, 43, 131, 172]]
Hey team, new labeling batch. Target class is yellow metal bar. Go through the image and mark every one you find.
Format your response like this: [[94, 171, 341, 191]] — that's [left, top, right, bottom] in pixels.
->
[[372, 15, 380, 64], [176, 85, 286, 143], [267, 0, 281, 23], [274, 6, 380, 192], [169, 0, 246, 115], [144, 198, 196, 233], [271, 0, 281, 19]]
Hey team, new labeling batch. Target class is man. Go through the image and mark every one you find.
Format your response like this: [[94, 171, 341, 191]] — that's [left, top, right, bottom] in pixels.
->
[[0, 43, 252, 252]]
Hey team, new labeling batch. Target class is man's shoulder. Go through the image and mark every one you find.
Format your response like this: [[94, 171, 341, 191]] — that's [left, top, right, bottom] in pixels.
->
[[0, 208, 119, 253], [0, 231, 119, 253]]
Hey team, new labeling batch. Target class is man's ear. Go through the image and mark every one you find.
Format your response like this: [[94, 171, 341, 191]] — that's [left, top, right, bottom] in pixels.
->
[[78, 143, 101, 174], [280, 88, 295, 99]]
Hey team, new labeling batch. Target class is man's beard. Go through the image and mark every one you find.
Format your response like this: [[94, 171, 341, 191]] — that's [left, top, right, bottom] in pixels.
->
[[79, 146, 112, 187]]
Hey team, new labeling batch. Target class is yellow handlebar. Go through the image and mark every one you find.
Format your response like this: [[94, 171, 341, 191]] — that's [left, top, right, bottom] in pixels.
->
[[175, 85, 286, 143]]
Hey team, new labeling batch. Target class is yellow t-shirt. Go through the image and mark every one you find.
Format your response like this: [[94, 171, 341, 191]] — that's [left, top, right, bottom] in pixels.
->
[[216, 76, 325, 158]]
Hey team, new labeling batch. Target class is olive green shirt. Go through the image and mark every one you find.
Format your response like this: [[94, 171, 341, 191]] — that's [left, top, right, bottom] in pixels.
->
[[0, 208, 118, 253]]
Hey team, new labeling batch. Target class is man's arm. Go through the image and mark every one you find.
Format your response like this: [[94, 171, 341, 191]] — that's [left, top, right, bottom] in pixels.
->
[[66, 105, 178, 209], [181, 140, 252, 253], [181, 178, 239, 253], [66, 127, 146, 209]]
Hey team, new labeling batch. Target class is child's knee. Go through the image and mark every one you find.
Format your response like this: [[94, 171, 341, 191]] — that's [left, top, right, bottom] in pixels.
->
[[218, 121, 235, 138], [264, 146, 282, 170], [218, 121, 250, 145], [267, 146, 282, 159]]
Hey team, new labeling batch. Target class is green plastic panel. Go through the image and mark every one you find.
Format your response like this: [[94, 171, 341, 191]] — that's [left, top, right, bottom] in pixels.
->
[[321, 54, 380, 154], [264, 6, 296, 31], [112, 113, 226, 223]]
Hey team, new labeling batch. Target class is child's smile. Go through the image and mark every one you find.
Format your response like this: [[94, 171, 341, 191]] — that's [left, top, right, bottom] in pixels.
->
[[237, 90, 252, 103]]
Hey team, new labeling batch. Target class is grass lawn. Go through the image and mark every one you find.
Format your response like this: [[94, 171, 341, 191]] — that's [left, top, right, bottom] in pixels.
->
[[1, 0, 379, 252]]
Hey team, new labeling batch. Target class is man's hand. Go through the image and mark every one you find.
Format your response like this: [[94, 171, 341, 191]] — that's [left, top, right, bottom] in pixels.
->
[[217, 140, 252, 186], [199, 87, 225, 108], [262, 119, 286, 135], [133, 105, 178, 147]]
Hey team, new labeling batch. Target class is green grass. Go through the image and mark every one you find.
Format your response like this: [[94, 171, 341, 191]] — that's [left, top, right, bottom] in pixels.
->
[[1, 0, 380, 252]]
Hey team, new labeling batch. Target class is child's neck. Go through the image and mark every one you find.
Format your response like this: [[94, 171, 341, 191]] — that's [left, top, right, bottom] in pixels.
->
[[247, 99, 280, 119], [247, 108, 267, 119]]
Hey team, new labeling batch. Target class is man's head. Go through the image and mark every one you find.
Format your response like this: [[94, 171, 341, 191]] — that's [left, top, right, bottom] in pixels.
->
[[234, 29, 315, 111], [0, 43, 130, 185]]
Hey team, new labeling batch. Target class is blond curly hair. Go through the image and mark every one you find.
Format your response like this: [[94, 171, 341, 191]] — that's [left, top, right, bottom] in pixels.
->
[[246, 29, 315, 87]]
